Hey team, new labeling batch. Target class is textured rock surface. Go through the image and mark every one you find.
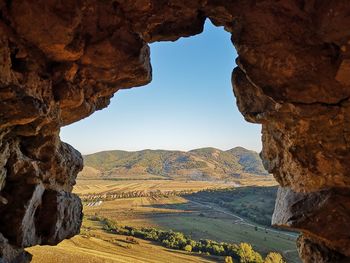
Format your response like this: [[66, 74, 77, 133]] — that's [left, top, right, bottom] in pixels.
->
[[0, 0, 349, 262], [296, 235, 349, 263], [0, 234, 32, 263], [272, 187, 350, 257]]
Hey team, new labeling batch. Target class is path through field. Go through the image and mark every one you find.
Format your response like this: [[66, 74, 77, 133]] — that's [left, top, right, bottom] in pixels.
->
[[77, 179, 300, 263], [187, 199, 299, 259], [188, 199, 297, 239]]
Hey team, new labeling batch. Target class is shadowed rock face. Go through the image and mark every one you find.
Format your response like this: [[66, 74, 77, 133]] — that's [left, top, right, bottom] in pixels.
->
[[0, 1, 349, 262], [273, 187, 350, 258]]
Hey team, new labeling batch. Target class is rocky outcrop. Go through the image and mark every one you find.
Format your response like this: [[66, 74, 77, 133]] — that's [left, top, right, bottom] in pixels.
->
[[297, 235, 349, 263], [0, 234, 32, 263], [272, 187, 350, 258], [0, 0, 349, 262]]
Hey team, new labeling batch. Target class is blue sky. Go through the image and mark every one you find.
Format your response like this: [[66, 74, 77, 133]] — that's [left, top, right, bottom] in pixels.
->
[[60, 20, 262, 154]]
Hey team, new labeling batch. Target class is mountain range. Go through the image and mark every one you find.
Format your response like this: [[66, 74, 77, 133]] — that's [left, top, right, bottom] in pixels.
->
[[79, 147, 268, 180]]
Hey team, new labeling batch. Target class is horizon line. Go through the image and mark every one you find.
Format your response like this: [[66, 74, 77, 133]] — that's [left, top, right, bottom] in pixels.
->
[[82, 145, 261, 156]]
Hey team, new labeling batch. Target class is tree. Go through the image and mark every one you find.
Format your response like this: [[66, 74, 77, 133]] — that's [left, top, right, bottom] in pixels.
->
[[211, 244, 225, 255], [162, 239, 170, 248], [264, 252, 285, 263], [184, 245, 192, 252], [187, 239, 197, 248], [225, 256, 234, 263], [237, 243, 263, 263], [254, 252, 264, 263]]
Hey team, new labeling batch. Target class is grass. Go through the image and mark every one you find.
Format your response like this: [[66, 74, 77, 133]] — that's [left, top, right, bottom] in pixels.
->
[[30, 179, 300, 262], [28, 232, 218, 263], [186, 187, 278, 226], [73, 179, 242, 195], [28, 217, 219, 263], [152, 214, 298, 258], [83, 194, 300, 263]]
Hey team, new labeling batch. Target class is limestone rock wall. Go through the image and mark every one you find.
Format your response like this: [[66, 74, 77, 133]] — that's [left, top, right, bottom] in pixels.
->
[[0, 1, 349, 262]]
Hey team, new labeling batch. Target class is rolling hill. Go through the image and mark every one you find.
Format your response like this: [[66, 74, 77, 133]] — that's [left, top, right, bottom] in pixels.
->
[[28, 229, 218, 263], [79, 147, 269, 180]]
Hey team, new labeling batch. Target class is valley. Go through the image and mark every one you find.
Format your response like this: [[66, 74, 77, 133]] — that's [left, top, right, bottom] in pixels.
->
[[77, 179, 299, 263], [28, 147, 300, 262], [29, 177, 300, 263]]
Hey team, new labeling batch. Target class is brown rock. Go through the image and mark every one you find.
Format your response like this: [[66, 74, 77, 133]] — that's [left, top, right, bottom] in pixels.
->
[[336, 60, 350, 86], [0, 0, 350, 262], [0, 183, 45, 247], [0, 234, 31, 263], [297, 235, 350, 263], [0, 182, 82, 251], [272, 187, 350, 257], [35, 190, 82, 245]]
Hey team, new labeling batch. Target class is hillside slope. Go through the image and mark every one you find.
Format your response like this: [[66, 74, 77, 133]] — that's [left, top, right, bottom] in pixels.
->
[[80, 147, 268, 180], [28, 234, 216, 263]]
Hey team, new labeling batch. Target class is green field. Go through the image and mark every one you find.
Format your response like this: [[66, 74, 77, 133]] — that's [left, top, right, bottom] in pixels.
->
[[80, 180, 300, 263], [28, 218, 219, 263], [30, 179, 300, 262], [186, 187, 278, 226]]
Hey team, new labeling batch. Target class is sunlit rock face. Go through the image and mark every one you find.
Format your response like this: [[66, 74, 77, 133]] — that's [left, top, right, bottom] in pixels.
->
[[0, 1, 349, 262]]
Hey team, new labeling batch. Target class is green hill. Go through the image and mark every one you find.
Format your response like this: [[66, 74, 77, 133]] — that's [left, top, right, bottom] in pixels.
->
[[80, 147, 268, 180]]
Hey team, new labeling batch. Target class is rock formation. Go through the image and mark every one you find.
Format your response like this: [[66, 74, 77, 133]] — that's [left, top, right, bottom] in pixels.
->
[[0, 0, 349, 262]]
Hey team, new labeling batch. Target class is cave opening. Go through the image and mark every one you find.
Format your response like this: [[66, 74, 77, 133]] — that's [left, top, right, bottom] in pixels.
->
[[54, 19, 304, 262], [58, 19, 295, 261], [1, 1, 350, 262], [61, 20, 262, 155]]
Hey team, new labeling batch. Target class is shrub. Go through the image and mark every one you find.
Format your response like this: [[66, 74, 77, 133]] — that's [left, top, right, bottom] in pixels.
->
[[237, 243, 263, 263], [264, 252, 285, 263], [95, 216, 275, 262], [184, 245, 192, 252]]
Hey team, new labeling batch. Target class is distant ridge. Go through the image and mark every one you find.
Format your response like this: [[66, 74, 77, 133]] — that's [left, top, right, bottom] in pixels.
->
[[80, 147, 268, 180]]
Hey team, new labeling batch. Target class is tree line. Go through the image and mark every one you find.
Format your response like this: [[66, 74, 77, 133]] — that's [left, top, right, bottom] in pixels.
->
[[185, 187, 278, 226], [91, 216, 285, 263], [80, 189, 204, 202]]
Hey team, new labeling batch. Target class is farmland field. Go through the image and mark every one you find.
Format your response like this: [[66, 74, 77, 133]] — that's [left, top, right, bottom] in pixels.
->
[[78, 179, 300, 263], [74, 179, 239, 195], [28, 219, 219, 263], [74, 176, 278, 195], [30, 178, 300, 262]]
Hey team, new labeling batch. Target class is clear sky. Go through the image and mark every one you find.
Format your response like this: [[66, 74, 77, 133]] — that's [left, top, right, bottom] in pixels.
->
[[60, 20, 262, 155]]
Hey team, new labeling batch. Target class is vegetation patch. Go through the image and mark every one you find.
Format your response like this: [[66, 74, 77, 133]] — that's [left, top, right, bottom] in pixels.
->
[[187, 187, 278, 226], [93, 216, 285, 263]]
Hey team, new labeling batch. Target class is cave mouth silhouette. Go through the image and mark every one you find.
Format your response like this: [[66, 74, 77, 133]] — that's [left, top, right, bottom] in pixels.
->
[[1, 2, 349, 262], [61, 19, 262, 156]]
